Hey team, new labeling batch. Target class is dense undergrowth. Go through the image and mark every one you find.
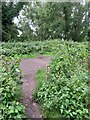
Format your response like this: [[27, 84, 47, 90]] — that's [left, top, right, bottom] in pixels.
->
[[1, 39, 88, 57], [1, 39, 89, 119], [35, 41, 90, 119], [0, 56, 25, 119]]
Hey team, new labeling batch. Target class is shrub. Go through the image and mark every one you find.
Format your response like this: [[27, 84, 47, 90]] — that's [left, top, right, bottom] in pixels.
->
[[0, 56, 25, 119], [36, 42, 89, 119], [1, 40, 88, 57]]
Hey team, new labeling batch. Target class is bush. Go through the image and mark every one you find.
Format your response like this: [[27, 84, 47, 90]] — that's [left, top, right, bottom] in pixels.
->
[[0, 56, 25, 119], [1, 40, 88, 57], [36, 42, 89, 119]]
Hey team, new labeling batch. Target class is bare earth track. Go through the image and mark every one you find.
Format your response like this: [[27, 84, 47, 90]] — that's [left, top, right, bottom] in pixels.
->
[[20, 56, 52, 119]]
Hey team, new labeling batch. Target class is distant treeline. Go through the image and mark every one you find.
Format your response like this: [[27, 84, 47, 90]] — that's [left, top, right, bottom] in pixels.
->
[[2, 1, 90, 42]]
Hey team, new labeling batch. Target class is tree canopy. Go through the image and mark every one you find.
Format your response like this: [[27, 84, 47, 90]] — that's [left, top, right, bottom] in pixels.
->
[[2, 1, 26, 41], [2, 1, 89, 42]]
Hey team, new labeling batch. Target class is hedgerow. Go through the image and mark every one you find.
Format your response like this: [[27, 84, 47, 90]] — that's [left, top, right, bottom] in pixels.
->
[[0, 56, 25, 119], [1, 40, 88, 57], [36, 42, 89, 119]]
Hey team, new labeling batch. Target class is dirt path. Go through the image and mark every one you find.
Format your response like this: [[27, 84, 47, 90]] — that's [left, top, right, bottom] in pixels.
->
[[20, 56, 52, 119]]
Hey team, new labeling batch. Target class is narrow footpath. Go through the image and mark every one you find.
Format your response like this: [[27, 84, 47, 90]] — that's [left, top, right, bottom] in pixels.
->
[[20, 56, 52, 119]]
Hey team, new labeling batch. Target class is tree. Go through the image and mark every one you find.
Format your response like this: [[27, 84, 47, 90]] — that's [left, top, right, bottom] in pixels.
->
[[69, 2, 88, 41], [13, 1, 89, 42], [18, 2, 65, 41], [2, 1, 27, 42]]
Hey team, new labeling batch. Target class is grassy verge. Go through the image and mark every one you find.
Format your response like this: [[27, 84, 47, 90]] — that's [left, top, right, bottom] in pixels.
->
[[34, 68, 62, 118], [36, 68, 46, 88], [33, 68, 46, 107]]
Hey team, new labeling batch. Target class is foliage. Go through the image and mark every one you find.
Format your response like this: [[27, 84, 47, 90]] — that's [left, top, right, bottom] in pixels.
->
[[2, 1, 27, 41], [2, 1, 89, 42], [36, 68, 46, 89], [1, 40, 58, 57], [49, 42, 88, 79], [33, 68, 46, 100], [35, 42, 89, 119], [0, 56, 25, 119], [1, 40, 88, 57], [18, 2, 88, 42]]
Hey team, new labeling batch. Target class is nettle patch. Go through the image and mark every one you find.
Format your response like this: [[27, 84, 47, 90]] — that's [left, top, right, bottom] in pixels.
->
[[0, 56, 25, 119], [36, 43, 89, 119], [1, 40, 59, 57], [1, 40, 88, 57]]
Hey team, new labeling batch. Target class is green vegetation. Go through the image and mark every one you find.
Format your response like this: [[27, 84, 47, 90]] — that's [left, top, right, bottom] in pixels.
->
[[0, 56, 25, 119], [36, 68, 46, 90], [35, 68, 63, 118], [33, 68, 46, 99], [2, 2, 27, 41], [35, 41, 89, 119], [2, 2, 90, 42], [1, 40, 56, 57], [1, 39, 89, 119], [1, 40, 88, 58], [1, 1, 90, 119]]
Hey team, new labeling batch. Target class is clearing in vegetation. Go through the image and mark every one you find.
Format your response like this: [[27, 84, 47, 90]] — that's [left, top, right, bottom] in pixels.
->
[[1, 40, 90, 119], [1, 1, 90, 119]]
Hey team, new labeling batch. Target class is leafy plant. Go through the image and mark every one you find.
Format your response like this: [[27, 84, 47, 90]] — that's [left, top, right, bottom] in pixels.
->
[[36, 42, 89, 119], [1, 40, 88, 58], [0, 56, 25, 119]]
